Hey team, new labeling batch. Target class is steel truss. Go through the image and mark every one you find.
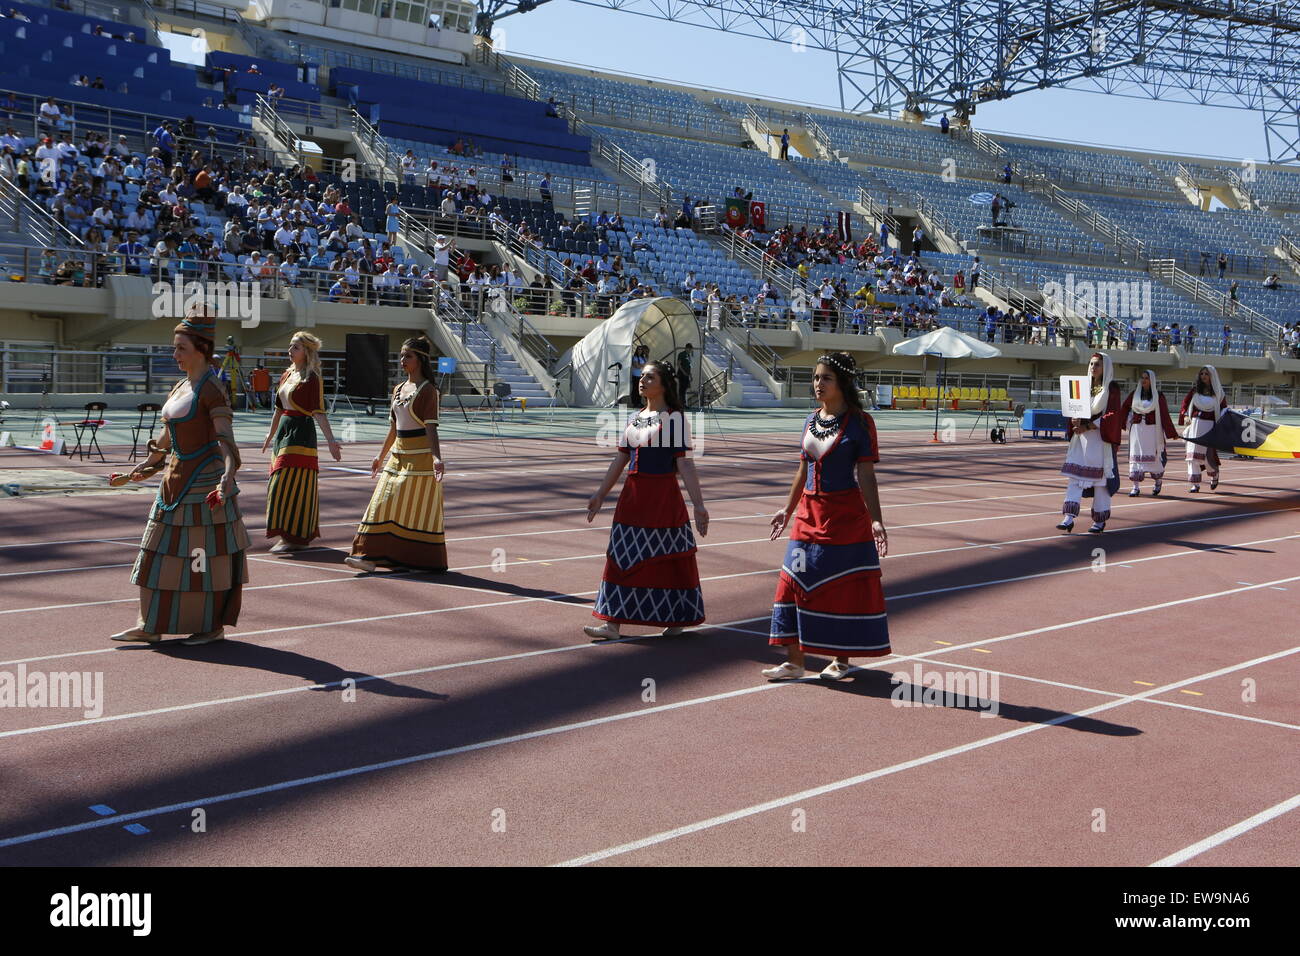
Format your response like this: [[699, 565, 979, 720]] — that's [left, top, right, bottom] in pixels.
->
[[477, 0, 1300, 163]]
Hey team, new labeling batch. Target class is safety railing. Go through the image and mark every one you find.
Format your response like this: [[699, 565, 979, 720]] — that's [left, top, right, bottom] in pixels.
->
[[0, 239, 103, 284], [1148, 258, 1282, 343], [801, 112, 838, 160], [349, 108, 401, 187], [0, 174, 84, 249], [722, 230, 798, 299], [856, 186, 900, 235]]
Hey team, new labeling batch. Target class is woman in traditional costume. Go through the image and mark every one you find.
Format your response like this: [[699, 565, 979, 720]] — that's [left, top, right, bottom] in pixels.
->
[[344, 336, 448, 573], [764, 352, 890, 681], [109, 309, 250, 645], [1121, 369, 1178, 497], [1058, 351, 1123, 534], [1179, 365, 1228, 492], [262, 331, 341, 552], [584, 361, 708, 640]]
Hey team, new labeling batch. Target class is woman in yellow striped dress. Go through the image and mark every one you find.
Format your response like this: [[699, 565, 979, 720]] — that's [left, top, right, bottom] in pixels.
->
[[344, 335, 448, 573], [262, 332, 342, 552]]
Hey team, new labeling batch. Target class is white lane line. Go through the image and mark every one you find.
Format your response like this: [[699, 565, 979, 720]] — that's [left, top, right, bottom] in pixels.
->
[[0, 563, 132, 579], [4, 515, 1299, 668], [554, 643, 1300, 866], [1149, 793, 1300, 867], [2, 629, 1293, 854]]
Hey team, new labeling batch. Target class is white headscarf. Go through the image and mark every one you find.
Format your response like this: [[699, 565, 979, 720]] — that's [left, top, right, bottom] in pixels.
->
[[1089, 352, 1114, 416], [1130, 368, 1158, 415], [1199, 365, 1225, 417]]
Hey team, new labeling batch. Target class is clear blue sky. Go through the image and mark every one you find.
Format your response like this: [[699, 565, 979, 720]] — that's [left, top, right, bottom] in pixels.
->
[[498, 3, 1269, 163]]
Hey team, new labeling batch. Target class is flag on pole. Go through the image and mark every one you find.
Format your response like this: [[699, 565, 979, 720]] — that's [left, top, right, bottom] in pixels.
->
[[1186, 409, 1300, 459], [836, 210, 852, 242], [724, 198, 748, 229]]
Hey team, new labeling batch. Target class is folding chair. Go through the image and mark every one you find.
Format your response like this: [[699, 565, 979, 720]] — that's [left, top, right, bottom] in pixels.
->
[[69, 401, 108, 461], [993, 402, 1026, 441], [129, 402, 160, 461]]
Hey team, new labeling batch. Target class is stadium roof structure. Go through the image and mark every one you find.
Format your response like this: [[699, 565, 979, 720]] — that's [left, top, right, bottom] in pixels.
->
[[476, 0, 1300, 164]]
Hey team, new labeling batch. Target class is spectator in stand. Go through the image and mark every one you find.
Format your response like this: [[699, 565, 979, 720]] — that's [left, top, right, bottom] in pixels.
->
[[1221, 323, 1232, 355], [37, 97, 61, 134], [329, 276, 354, 303], [1217, 252, 1228, 279], [940, 114, 950, 135], [1264, 272, 1280, 290], [432, 234, 453, 281], [401, 149, 418, 184], [780, 128, 790, 160], [1002, 162, 1012, 185], [538, 173, 552, 205], [1186, 322, 1197, 352], [1228, 280, 1239, 314]]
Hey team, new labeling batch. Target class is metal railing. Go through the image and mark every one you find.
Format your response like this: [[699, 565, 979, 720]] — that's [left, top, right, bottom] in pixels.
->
[[0, 174, 84, 249], [0, 239, 105, 285], [801, 113, 837, 160], [856, 186, 900, 236], [349, 109, 401, 186], [1148, 258, 1282, 343], [722, 231, 798, 298]]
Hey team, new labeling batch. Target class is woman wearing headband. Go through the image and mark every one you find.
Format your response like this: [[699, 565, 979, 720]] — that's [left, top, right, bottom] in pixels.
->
[[345, 335, 448, 573], [1179, 365, 1228, 492], [262, 331, 342, 553], [584, 360, 708, 640], [1058, 352, 1123, 533], [109, 308, 250, 645], [1121, 369, 1177, 497], [764, 352, 890, 681]]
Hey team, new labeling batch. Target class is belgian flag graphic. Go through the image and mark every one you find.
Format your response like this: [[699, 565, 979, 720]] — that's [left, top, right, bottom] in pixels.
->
[[1186, 410, 1300, 459]]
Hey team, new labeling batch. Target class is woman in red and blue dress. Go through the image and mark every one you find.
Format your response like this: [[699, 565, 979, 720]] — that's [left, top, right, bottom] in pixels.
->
[[584, 361, 709, 640], [765, 352, 890, 681]]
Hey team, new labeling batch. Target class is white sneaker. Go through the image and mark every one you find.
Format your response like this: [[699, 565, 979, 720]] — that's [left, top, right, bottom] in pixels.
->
[[344, 555, 377, 573], [761, 661, 805, 680]]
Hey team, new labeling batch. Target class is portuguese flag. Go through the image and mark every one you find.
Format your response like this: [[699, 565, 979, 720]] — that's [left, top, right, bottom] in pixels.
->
[[725, 198, 748, 228], [1186, 410, 1300, 459]]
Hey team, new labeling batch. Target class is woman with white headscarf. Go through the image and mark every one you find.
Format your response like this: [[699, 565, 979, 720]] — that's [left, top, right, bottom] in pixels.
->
[[1058, 351, 1123, 533], [1179, 365, 1228, 492], [1121, 369, 1178, 497]]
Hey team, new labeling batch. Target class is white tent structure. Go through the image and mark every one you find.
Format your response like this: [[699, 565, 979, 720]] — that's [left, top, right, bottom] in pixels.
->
[[893, 327, 1002, 443], [565, 297, 702, 406]]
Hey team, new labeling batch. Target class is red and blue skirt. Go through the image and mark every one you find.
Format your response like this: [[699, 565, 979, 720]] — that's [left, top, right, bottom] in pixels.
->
[[593, 472, 705, 627], [769, 489, 890, 657]]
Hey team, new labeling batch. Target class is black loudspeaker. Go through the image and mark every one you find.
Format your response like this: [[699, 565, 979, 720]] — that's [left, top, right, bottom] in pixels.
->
[[345, 333, 389, 400]]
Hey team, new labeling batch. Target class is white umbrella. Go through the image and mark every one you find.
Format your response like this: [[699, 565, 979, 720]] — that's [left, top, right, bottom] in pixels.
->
[[893, 327, 1003, 441], [892, 326, 1003, 359]]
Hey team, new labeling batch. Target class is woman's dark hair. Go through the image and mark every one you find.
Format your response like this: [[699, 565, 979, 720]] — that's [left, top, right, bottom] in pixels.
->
[[401, 335, 436, 382], [1195, 366, 1214, 395], [815, 351, 864, 416], [642, 360, 684, 413]]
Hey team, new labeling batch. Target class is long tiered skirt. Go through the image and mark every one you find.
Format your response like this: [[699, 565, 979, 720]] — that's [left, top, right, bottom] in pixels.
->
[[130, 458, 250, 635], [770, 489, 890, 657], [1183, 417, 1220, 476], [1127, 422, 1166, 480], [593, 472, 704, 626], [350, 433, 447, 571], [266, 414, 320, 545]]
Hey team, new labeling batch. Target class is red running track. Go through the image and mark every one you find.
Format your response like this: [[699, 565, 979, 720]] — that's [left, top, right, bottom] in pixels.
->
[[0, 431, 1297, 866]]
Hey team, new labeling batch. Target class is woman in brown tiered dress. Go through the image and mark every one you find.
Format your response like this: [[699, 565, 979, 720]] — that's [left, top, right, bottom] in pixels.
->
[[110, 310, 250, 645]]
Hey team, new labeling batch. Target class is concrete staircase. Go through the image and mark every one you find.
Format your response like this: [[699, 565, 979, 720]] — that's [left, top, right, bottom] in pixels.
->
[[460, 322, 555, 407], [702, 335, 781, 407]]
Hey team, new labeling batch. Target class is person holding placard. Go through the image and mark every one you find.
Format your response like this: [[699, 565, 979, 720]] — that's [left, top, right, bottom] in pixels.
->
[[1121, 369, 1178, 497], [1178, 365, 1228, 492], [1058, 352, 1123, 533]]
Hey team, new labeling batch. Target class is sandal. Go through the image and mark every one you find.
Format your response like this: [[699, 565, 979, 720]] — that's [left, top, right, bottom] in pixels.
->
[[761, 661, 805, 680], [344, 556, 377, 573], [661, 626, 686, 637], [181, 628, 225, 646], [820, 661, 854, 681], [110, 627, 160, 643], [583, 623, 620, 641]]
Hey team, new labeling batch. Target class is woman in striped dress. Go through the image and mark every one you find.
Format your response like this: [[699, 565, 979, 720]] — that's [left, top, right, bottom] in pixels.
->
[[262, 331, 341, 552], [1179, 365, 1228, 492], [764, 352, 890, 680], [109, 309, 250, 645], [344, 335, 448, 573], [584, 361, 708, 640]]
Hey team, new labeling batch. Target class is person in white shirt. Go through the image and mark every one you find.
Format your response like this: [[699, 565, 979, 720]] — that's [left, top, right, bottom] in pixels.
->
[[37, 98, 61, 132], [274, 223, 295, 249], [1, 128, 23, 153], [90, 201, 115, 230], [401, 150, 418, 184], [439, 193, 456, 217], [374, 264, 401, 304], [424, 160, 439, 187], [689, 281, 706, 318], [681, 270, 696, 294], [432, 234, 453, 280], [111, 135, 131, 159]]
